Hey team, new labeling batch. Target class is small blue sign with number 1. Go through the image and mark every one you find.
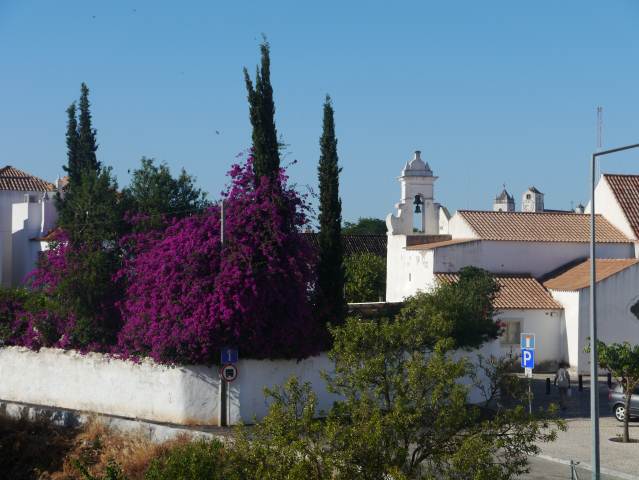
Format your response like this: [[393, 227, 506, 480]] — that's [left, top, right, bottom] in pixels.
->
[[221, 347, 238, 364], [521, 348, 534, 369]]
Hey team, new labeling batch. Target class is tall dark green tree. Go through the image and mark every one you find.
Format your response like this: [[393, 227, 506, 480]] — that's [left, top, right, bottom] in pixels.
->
[[48, 84, 125, 347], [244, 40, 280, 182], [316, 95, 345, 326], [76, 82, 100, 177], [62, 103, 80, 186]]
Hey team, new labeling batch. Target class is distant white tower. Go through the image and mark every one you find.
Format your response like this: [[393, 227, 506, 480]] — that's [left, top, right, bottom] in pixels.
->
[[521, 186, 544, 212], [493, 186, 515, 212], [386, 150, 440, 235]]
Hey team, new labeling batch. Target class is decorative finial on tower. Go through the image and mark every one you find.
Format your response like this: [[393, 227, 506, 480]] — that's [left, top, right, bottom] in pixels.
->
[[414, 150, 421, 161]]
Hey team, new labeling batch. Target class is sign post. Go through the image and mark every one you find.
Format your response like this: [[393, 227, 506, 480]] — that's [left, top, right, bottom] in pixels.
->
[[521, 333, 536, 414], [219, 347, 238, 427]]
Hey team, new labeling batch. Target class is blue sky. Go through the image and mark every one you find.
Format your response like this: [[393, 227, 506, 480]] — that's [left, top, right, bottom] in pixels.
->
[[1, 1, 638, 223]]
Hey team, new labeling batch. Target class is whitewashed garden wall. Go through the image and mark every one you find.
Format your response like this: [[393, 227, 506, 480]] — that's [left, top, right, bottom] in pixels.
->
[[0, 347, 341, 426], [0, 343, 498, 427]]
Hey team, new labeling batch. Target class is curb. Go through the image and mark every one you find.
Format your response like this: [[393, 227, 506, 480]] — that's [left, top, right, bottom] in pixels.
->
[[537, 454, 639, 480]]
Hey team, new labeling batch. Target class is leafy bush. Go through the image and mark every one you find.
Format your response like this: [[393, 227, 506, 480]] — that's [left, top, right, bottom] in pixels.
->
[[223, 269, 563, 479], [344, 252, 386, 303], [144, 439, 226, 480]]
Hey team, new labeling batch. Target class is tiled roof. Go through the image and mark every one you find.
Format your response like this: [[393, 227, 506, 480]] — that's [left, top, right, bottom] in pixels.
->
[[543, 258, 639, 291], [603, 174, 639, 238], [435, 272, 562, 310], [302, 233, 387, 257], [406, 238, 479, 250], [458, 210, 630, 243], [0, 166, 55, 192]]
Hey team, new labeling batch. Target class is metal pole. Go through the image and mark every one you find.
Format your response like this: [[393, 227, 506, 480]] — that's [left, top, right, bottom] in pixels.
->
[[219, 200, 228, 427], [587, 142, 639, 479], [528, 378, 532, 414], [590, 152, 600, 479]]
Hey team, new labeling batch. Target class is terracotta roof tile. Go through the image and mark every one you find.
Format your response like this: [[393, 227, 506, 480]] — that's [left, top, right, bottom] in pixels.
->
[[458, 210, 630, 243], [302, 233, 387, 257], [0, 166, 55, 192], [435, 272, 562, 310], [406, 238, 479, 250], [603, 174, 639, 238], [543, 258, 639, 291]]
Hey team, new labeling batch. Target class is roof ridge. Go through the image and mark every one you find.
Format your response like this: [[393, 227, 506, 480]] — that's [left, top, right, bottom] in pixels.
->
[[543, 258, 639, 291], [459, 209, 599, 216]]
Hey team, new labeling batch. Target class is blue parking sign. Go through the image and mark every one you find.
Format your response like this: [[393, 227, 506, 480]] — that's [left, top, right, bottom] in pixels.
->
[[521, 348, 535, 369], [221, 347, 238, 364]]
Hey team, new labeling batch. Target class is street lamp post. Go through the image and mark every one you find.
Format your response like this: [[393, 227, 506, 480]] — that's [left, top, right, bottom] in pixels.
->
[[589, 143, 639, 480]]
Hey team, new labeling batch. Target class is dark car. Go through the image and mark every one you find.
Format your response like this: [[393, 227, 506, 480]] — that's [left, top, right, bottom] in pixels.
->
[[608, 384, 639, 422]]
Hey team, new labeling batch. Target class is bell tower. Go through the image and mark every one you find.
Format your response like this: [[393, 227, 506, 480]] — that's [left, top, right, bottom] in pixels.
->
[[386, 150, 439, 235]]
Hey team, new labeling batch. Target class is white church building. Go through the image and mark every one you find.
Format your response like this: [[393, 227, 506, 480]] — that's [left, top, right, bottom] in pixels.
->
[[0, 166, 58, 287], [386, 151, 639, 373]]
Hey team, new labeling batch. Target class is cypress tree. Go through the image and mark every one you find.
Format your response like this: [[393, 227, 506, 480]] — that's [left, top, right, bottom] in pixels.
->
[[76, 82, 100, 176], [316, 95, 345, 326], [62, 102, 80, 186], [244, 40, 280, 182]]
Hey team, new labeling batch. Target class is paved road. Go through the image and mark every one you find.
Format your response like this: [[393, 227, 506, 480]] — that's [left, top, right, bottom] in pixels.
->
[[515, 374, 639, 479], [523, 456, 629, 480]]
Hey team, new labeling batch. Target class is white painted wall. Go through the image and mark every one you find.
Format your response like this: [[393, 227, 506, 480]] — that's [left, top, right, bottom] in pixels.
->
[[11, 195, 57, 285], [385, 234, 436, 302], [549, 263, 639, 374], [0, 347, 221, 425], [586, 176, 636, 240], [576, 263, 639, 374], [448, 213, 478, 239], [494, 309, 563, 368], [549, 290, 580, 369], [230, 353, 339, 424], [5, 193, 57, 286], [433, 240, 632, 278], [0, 191, 41, 286], [0, 345, 506, 426]]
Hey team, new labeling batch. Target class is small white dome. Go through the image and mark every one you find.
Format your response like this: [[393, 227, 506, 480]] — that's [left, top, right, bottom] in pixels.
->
[[402, 150, 432, 177]]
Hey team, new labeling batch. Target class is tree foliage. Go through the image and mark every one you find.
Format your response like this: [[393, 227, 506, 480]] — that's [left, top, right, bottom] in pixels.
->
[[77, 83, 101, 176], [342, 217, 387, 235], [398, 266, 501, 350], [344, 252, 386, 303], [315, 95, 345, 327], [123, 157, 208, 230], [227, 276, 563, 479], [62, 102, 80, 186], [244, 40, 280, 182], [588, 340, 639, 442]]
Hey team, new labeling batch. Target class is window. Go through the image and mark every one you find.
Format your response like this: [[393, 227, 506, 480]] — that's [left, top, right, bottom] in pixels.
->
[[631, 300, 639, 320], [500, 320, 521, 345], [526, 193, 531, 199]]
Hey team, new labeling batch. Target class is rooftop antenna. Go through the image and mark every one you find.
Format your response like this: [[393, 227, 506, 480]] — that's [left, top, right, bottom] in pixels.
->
[[597, 106, 603, 150], [596, 106, 603, 178]]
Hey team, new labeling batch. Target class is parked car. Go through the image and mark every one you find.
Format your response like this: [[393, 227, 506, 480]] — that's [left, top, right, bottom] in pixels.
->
[[608, 384, 639, 422]]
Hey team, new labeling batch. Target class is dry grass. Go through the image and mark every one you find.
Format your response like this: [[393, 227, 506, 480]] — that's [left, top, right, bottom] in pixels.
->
[[0, 416, 196, 480]]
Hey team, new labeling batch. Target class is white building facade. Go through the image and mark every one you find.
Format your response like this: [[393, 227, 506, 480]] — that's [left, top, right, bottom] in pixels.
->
[[386, 151, 639, 373], [0, 166, 58, 286]]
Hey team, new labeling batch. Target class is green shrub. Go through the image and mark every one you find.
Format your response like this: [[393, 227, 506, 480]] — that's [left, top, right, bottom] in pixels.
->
[[344, 252, 385, 303], [144, 439, 226, 480]]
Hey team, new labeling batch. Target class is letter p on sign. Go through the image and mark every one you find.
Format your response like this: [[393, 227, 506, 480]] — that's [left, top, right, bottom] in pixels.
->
[[521, 348, 535, 369]]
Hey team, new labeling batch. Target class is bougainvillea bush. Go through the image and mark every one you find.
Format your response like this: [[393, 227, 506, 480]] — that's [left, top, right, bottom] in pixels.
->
[[116, 156, 319, 364], [0, 229, 124, 351]]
